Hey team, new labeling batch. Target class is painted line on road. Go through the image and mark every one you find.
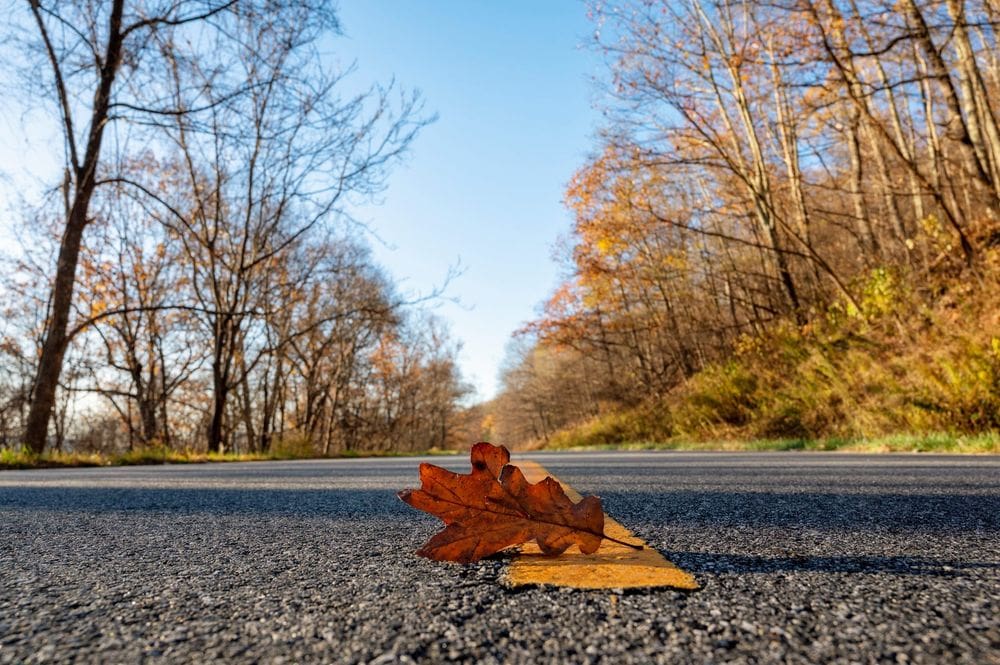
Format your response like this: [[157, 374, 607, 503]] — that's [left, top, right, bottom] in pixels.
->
[[505, 461, 699, 591]]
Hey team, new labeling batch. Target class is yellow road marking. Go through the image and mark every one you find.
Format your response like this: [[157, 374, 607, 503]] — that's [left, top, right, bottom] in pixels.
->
[[505, 461, 699, 591]]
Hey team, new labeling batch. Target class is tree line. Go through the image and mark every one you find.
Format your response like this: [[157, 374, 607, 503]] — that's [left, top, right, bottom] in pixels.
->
[[492, 0, 1000, 445], [0, 1, 467, 455]]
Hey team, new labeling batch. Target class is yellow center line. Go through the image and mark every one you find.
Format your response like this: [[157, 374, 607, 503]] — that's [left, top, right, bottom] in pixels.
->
[[505, 460, 699, 591]]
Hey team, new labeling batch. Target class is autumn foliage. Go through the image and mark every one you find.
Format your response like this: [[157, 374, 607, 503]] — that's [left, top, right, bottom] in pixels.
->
[[398, 442, 629, 563], [490, 0, 1000, 448]]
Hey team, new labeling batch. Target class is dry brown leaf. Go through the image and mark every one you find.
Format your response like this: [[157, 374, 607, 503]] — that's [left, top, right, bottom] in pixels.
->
[[398, 442, 638, 563]]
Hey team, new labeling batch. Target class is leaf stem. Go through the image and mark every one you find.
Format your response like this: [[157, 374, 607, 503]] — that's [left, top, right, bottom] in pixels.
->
[[599, 531, 644, 550]]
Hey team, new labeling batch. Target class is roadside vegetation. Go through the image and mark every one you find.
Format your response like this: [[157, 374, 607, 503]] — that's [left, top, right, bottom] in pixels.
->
[[487, 0, 1000, 455], [0, 446, 293, 470], [543, 433, 1000, 455], [529, 271, 1000, 453], [0, 443, 459, 471]]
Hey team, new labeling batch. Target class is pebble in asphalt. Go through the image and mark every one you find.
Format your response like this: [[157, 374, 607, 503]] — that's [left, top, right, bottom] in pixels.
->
[[1, 452, 998, 664]]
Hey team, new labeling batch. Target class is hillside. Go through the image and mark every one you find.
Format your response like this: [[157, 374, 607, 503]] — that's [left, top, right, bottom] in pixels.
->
[[490, 247, 1000, 453]]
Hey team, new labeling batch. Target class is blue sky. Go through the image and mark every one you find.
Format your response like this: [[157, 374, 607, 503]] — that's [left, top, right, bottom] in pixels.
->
[[333, 1, 602, 400]]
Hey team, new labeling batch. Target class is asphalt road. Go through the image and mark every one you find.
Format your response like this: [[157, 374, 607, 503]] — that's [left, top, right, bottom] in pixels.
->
[[1, 452, 998, 664]]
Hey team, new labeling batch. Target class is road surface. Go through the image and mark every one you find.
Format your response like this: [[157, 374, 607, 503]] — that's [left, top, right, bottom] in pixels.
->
[[2, 452, 998, 663]]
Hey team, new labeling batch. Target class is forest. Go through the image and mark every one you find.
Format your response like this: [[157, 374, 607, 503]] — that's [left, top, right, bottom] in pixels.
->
[[488, 0, 1000, 450], [0, 1, 466, 458]]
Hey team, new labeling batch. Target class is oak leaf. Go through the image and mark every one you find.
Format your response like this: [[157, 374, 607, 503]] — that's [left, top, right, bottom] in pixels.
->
[[398, 442, 635, 563]]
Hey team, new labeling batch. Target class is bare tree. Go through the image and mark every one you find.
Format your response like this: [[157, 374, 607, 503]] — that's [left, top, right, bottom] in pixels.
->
[[14, 1, 257, 452], [13, 1, 427, 453]]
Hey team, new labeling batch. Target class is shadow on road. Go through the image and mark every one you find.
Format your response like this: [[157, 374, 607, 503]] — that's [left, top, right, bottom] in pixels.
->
[[600, 489, 1000, 532], [3, 486, 999, 532], [0, 487, 410, 518], [665, 551, 1000, 576]]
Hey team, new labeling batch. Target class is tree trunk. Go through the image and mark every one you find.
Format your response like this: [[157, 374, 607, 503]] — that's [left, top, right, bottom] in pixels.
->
[[23, 217, 87, 453], [208, 381, 228, 454], [23, 0, 125, 454], [946, 0, 1000, 205], [905, 0, 995, 205]]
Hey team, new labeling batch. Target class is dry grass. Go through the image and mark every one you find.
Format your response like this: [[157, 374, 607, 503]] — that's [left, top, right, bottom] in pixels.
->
[[537, 264, 1000, 454], [544, 432, 1000, 454], [0, 445, 460, 470], [0, 446, 290, 470]]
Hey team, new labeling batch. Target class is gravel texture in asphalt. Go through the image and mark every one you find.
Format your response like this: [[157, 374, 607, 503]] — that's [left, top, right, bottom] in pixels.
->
[[1, 451, 998, 664]]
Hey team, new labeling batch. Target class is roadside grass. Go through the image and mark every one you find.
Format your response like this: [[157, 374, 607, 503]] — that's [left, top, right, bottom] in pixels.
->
[[524, 264, 1000, 456], [542, 431, 1000, 454], [0, 445, 460, 470]]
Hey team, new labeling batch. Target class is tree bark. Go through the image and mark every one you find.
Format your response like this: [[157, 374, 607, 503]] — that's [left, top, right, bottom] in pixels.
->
[[24, 0, 126, 453]]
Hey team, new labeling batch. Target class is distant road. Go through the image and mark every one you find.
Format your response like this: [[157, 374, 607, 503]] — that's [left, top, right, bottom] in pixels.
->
[[2, 452, 998, 663]]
